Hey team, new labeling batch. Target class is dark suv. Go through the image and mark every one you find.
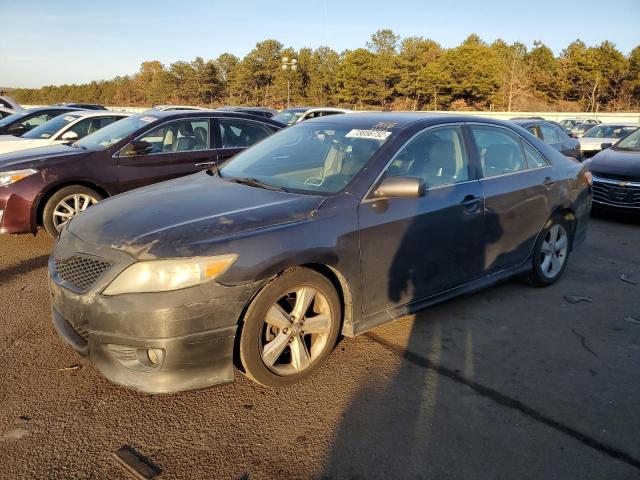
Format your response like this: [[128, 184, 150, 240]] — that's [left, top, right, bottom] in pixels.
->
[[0, 110, 282, 236]]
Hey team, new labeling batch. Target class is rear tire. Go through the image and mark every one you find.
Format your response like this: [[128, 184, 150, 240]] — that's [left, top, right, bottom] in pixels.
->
[[528, 216, 572, 287], [239, 268, 341, 387], [42, 185, 103, 237]]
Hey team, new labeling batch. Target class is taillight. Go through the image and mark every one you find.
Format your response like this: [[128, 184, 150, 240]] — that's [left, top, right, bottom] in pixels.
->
[[583, 171, 593, 187]]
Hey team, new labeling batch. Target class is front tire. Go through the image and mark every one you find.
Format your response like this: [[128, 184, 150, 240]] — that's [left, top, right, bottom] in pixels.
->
[[528, 216, 572, 287], [239, 268, 341, 387], [42, 185, 103, 237]]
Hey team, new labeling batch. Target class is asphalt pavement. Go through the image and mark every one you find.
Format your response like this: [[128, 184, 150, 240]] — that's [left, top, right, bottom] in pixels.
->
[[0, 212, 639, 479]]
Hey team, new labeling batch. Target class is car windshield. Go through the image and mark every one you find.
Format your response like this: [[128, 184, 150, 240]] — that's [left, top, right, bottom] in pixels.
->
[[219, 122, 393, 194], [0, 110, 29, 128], [614, 128, 640, 151], [22, 114, 80, 139], [582, 125, 637, 139], [273, 110, 305, 125], [74, 114, 159, 150]]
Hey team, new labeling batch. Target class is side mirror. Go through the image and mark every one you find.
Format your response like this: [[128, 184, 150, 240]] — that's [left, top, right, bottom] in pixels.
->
[[372, 176, 425, 199], [60, 131, 79, 142], [7, 124, 26, 136], [600, 142, 612, 150], [122, 139, 153, 156]]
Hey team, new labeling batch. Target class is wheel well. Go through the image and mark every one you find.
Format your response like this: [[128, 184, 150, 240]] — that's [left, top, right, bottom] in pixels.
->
[[300, 263, 354, 337], [232, 263, 355, 372], [551, 207, 577, 248], [36, 181, 109, 226]]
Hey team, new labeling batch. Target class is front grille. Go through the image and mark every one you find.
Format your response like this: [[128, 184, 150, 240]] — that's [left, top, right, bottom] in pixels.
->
[[592, 179, 640, 208], [55, 255, 112, 292]]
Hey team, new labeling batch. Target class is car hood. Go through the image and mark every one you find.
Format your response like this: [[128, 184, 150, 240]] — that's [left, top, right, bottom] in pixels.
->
[[586, 148, 640, 177], [0, 138, 51, 155], [0, 144, 87, 171], [68, 172, 325, 259], [579, 137, 617, 150]]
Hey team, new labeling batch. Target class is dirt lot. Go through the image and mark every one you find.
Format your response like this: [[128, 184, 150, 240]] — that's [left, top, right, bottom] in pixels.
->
[[0, 213, 639, 480]]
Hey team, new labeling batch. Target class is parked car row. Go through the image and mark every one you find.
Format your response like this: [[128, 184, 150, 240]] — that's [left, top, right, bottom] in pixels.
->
[[0, 110, 283, 236]]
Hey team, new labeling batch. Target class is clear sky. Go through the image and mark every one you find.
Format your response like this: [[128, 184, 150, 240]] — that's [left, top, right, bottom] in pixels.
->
[[1, 0, 639, 88]]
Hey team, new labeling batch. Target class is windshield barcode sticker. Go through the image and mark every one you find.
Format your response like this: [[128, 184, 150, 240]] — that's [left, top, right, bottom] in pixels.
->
[[140, 116, 158, 123], [345, 129, 392, 140], [63, 116, 76, 122]]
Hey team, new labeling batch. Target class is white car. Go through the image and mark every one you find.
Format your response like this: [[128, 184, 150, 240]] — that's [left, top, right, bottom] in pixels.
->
[[0, 95, 23, 112], [272, 107, 352, 126], [0, 107, 14, 120], [0, 111, 131, 155], [578, 123, 639, 157]]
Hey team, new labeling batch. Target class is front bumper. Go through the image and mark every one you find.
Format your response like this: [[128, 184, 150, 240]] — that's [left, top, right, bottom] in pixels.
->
[[0, 185, 38, 234], [48, 231, 264, 394]]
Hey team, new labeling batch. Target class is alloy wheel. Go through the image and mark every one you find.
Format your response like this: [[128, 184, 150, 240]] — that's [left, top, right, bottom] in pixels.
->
[[540, 224, 568, 279], [52, 193, 98, 231], [259, 286, 333, 376]]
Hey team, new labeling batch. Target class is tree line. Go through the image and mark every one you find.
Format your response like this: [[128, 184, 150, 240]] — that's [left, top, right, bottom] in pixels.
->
[[9, 30, 640, 112]]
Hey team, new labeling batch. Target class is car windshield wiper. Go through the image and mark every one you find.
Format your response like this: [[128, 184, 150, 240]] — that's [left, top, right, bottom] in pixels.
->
[[224, 176, 288, 192]]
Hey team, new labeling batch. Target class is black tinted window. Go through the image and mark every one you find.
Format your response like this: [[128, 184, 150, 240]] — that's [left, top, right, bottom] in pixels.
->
[[218, 119, 272, 148], [539, 123, 560, 144]]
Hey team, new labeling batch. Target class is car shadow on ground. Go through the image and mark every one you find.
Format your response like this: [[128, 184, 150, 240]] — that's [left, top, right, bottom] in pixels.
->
[[0, 254, 49, 283], [320, 208, 640, 479]]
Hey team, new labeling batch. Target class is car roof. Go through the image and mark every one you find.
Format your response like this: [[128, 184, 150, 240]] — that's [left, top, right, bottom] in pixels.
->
[[583, 123, 639, 127], [24, 106, 88, 113], [62, 110, 133, 119], [301, 111, 516, 130], [218, 106, 277, 112], [131, 109, 285, 126]]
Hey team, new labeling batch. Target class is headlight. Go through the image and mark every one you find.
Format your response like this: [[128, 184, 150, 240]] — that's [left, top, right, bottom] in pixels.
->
[[102, 254, 238, 295], [0, 168, 38, 187]]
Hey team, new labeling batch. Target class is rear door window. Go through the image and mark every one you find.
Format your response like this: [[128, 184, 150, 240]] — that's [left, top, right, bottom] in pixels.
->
[[218, 119, 272, 148], [539, 123, 560, 144], [471, 125, 528, 178], [523, 142, 549, 168]]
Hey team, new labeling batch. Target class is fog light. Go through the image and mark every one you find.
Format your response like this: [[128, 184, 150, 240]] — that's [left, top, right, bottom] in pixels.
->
[[107, 344, 165, 372]]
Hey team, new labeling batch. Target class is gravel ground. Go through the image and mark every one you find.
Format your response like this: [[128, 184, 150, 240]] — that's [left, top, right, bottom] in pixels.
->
[[0, 213, 639, 479]]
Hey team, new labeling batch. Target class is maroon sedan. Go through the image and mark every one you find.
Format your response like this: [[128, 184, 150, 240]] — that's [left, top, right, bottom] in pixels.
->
[[0, 110, 283, 236]]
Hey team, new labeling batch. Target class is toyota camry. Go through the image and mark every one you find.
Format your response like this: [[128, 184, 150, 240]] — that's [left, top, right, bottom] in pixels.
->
[[49, 113, 592, 393]]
